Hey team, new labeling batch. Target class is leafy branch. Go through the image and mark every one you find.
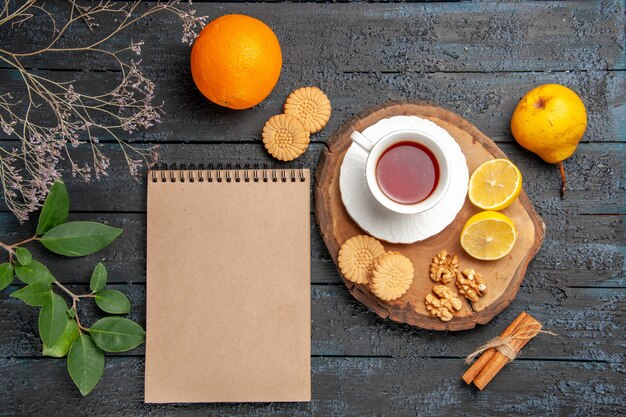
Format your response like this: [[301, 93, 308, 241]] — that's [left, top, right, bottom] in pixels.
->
[[0, 1, 207, 221], [0, 181, 144, 396]]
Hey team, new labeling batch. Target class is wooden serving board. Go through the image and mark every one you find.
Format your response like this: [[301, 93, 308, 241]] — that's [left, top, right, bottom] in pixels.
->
[[314, 102, 545, 331]]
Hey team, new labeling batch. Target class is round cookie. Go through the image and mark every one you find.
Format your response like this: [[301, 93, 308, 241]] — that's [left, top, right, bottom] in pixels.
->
[[338, 235, 386, 284], [262, 114, 310, 161], [370, 252, 414, 301], [284, 86, 332, 134]]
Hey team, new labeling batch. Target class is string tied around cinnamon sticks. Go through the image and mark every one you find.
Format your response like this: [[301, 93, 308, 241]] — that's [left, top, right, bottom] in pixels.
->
[[462, 312, 556, 390], [465, 323, 557, 365]]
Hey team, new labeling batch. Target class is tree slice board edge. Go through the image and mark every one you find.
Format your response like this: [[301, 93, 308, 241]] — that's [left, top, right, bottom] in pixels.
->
[[314, 102, 546, 331]]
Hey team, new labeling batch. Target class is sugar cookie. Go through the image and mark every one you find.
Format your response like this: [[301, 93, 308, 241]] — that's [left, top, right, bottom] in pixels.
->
[[262, 114, 310, 161], [370, 252, 414, 301], [284, 87, 331, 133], [338, 235, 386, 284]]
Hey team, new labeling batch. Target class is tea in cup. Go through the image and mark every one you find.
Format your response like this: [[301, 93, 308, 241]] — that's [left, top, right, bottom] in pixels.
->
[[350, 129, 451, 215]]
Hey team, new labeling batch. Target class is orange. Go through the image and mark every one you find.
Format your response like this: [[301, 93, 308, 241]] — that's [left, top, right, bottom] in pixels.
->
[[190, 14, 282, 110]]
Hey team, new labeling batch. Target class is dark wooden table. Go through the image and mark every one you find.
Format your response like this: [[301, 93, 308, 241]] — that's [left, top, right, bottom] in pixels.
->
[[1, 1, 624, 416]]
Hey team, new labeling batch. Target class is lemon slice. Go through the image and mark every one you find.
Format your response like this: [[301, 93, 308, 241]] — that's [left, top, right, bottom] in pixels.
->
[[460, 211, 516, 261], [468, 159, 522, 210]]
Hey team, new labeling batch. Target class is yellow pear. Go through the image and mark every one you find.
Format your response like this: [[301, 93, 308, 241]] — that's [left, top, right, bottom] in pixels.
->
[[510, 84, 587, 197]]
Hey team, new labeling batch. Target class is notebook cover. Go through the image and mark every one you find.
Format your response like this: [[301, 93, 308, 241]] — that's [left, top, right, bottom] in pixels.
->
[[145, 169, 311, 403]]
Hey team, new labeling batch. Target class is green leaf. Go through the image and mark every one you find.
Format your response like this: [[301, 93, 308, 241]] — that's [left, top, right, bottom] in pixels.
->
[[67, 307, 77, 318], [15, 260, 55, 284], [94, 290, 130, 314], [67, 333, 104, 396], [0, 263, 14, 291], [43, 318, 79, 357], [15, 247, 32, 266], [40, 221, 123, 257], [38, 292, 68, 347], [10, 282, 52, 307], [89, 317, 145, 352], [89, 262, 107, 293], [36, 181, 69, 235]]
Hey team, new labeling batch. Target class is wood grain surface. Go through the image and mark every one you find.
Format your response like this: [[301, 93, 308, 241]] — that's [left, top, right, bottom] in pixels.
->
[[0, 1, 624, 416], [314, 102, 545, 330]]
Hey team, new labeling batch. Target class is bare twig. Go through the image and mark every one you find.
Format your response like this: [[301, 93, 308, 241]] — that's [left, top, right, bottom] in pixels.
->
[[0, 0, 207, 221]]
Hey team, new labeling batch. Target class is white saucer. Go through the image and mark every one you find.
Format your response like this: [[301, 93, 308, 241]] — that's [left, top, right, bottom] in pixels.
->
[[339, 116, 469, 244]]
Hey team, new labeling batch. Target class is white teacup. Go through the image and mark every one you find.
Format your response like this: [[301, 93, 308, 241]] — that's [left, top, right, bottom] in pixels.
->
[[350, 129, 451, 215]]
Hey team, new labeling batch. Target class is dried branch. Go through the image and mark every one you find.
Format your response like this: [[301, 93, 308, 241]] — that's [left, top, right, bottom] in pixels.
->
[[0, 0, 207, 221]]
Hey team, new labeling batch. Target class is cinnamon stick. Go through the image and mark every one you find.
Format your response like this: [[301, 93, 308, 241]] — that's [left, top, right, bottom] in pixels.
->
[[462, 311, 528, 385], [472, 313, 542, 390]]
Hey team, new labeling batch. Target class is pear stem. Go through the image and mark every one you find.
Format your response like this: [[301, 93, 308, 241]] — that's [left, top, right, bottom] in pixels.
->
[[557, 161, 566, 199]]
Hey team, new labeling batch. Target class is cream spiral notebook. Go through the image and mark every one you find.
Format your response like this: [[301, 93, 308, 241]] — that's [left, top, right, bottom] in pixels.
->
[[145, 164, 311, 403]]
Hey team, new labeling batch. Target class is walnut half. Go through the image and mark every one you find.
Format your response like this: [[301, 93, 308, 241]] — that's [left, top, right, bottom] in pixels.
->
[[429, 250, 459, 284], [425, 285, 463, 322], [456, 268, 487, 302]]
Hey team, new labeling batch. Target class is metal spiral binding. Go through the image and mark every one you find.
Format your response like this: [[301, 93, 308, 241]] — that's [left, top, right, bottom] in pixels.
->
[[150, 163, 306, 183]]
